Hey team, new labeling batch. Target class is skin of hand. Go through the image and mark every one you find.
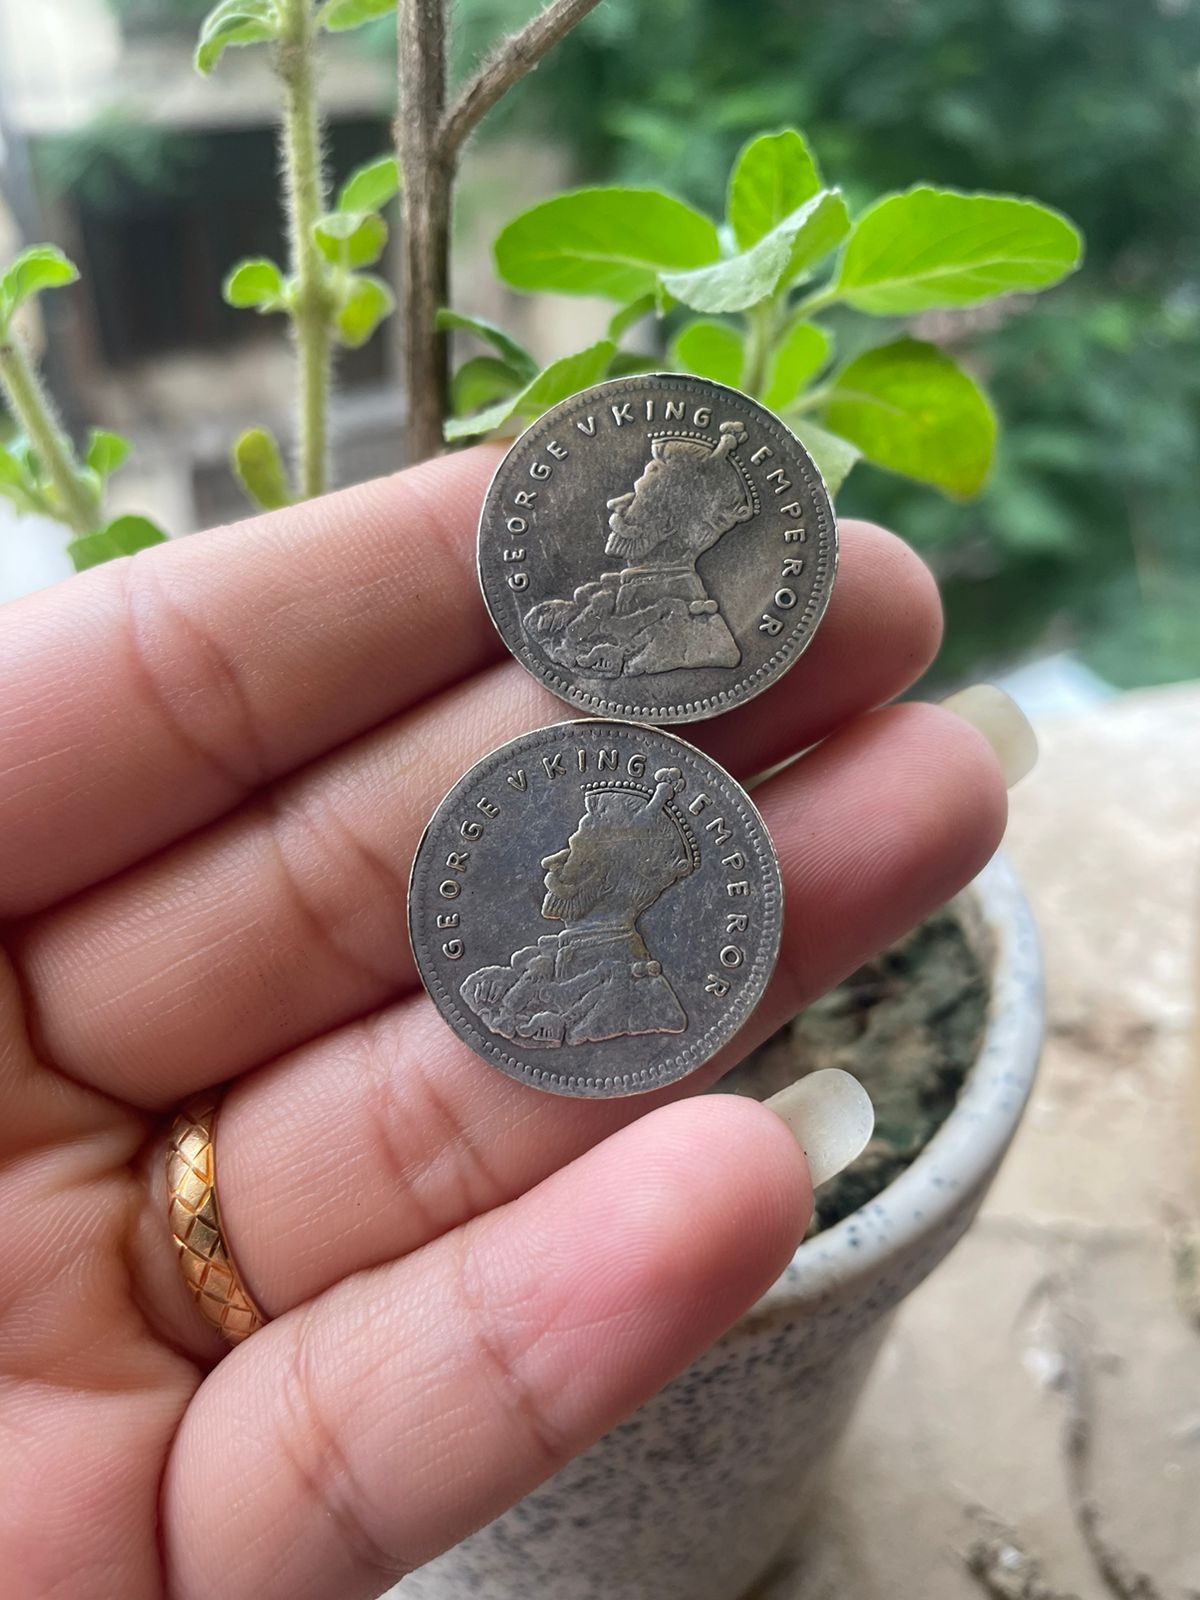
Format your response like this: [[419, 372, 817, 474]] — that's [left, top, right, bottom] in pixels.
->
[[0, 446, 1007, 1600]]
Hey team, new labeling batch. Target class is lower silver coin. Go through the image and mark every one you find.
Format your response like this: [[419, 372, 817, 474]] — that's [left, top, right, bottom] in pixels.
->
[[408, 720, 783, 1098]]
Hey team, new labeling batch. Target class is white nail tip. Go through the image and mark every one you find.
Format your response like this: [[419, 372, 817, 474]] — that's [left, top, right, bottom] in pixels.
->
[[764, 1067, 875, 1190], [940, 683, 1038, 788]]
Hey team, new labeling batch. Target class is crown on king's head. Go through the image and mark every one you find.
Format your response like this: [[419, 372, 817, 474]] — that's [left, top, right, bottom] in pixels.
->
[[647, 419, 759, 519], [580, 767, 701, 871]]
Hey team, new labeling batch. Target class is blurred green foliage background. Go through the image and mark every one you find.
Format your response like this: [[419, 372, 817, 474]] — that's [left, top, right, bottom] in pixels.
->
[[16, 0, 1200, 686], [451, 0, 1200, 688]]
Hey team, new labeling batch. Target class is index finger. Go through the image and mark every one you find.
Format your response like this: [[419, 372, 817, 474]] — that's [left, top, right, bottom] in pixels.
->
[[0, 448, 503, 918]]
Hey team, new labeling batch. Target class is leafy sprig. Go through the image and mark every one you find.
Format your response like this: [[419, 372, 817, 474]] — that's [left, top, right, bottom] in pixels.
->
[[193, 0, 397, 75], [196, 0, 401, 510], [445, 127, 1082, 499], [0, 246, 167, 570], [218, 153, 400, 509]]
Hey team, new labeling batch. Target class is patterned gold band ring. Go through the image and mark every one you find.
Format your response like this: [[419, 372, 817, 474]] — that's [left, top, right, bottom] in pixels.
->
[[166, 1097, 265, 1344]]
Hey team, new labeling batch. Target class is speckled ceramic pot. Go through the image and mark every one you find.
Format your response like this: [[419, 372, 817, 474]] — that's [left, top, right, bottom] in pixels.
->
[[402, 853, 1044, 1600]]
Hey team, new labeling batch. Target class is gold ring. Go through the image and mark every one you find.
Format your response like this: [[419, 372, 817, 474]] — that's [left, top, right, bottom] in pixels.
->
[[166, 1097, 265, 1344]]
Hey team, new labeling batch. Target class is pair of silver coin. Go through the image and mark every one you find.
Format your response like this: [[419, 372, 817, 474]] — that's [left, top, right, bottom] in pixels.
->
[[408, 374, 838, 1098]]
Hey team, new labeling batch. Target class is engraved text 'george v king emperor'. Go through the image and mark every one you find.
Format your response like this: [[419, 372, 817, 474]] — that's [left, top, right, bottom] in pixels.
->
[[477, 374, 838, 724], [407, 720, 783, 1098]]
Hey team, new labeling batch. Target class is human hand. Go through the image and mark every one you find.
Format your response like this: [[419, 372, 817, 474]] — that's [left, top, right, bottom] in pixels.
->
[[0, 447, 1007, 1599]]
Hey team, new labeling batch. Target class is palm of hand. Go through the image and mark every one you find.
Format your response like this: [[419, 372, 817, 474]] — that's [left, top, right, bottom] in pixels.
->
[[0, 448, 1003, 1600]]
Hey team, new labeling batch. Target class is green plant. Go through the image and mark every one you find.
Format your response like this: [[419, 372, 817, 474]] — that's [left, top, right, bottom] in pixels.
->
[[0, 246, 167, 571], [195, 0, 606, 495], [194, 0, 402, 508], [0, 0, 608, 564], [461, 0, 1198, 689], [2, 3, 1090, 602], [444, 127, 1082, 506]]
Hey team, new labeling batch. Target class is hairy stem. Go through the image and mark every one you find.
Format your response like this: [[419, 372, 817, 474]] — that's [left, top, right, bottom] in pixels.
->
[[742, 297, 777, 398], [0, 332, 99, 535], [396, 0, 606, 462], [439, 0, 606, 161], [783, 383, 833, 416], [397, 0, 451, 464], [789, 282, 840, 321], [278, 0, 331, 499]]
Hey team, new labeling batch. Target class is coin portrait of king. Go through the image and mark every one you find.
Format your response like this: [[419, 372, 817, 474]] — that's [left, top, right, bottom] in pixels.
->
[[459, 768, 699, 1049], [521, 418, 760, 679]]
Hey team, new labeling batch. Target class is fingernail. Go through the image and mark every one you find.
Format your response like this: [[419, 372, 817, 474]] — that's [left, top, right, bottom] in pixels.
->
[[765, 1067, 875, 1189], [940, 683, 1038, 787]]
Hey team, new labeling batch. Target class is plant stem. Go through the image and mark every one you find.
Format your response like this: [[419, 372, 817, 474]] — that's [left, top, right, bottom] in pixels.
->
[[439, 0, 607, 161], [789, 282, 840, 321], [783, 383, 833, 416], [278, 0, 331, 499], [396, 0, 607, 462], [397, 0, 451, 465], [742, 297, 776, 398], [0, 332, 99, 535]]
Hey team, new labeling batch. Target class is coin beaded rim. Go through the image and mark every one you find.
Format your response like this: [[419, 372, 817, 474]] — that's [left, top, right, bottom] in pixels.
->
[[407, 719, 783, 1099], [476, 373, 839, 725]]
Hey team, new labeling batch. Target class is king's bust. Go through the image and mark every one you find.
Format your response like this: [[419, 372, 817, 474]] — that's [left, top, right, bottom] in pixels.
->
[[459, 769, 697, 1048], [522, 419, 760, 679], [604, 417, 757, 567]]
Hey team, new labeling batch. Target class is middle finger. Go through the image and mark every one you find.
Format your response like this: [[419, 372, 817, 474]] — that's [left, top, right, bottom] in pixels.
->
[[14, 521, 939, 1105]]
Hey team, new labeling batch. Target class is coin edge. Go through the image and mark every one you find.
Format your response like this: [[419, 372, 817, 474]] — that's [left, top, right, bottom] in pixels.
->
[[475, 373, 840, 725], [406, 718, 784, 1098]]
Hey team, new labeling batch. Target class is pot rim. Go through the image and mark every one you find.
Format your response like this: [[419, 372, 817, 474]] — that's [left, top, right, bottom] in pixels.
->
[[761, 848, 1044, 1308]]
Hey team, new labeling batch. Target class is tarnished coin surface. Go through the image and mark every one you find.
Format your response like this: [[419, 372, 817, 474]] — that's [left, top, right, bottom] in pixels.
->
[[408, 720, 782, 1098], [478, 373, 837, 724]]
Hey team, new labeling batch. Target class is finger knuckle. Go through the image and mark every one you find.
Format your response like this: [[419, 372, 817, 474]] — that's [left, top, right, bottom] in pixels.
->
[[275, 1306, 412, 1585], [119, 552, 271, 793], [452, 1230, 573, 1474]]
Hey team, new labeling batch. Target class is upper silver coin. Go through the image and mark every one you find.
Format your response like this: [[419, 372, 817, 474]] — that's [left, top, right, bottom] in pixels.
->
[[477, 373, 838, 724], [407, 719, 782, 1098]]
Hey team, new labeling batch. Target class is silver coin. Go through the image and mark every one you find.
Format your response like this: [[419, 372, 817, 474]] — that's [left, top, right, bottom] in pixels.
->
[[477, 373, 837, 724], [408, 720, 783, 1098]]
